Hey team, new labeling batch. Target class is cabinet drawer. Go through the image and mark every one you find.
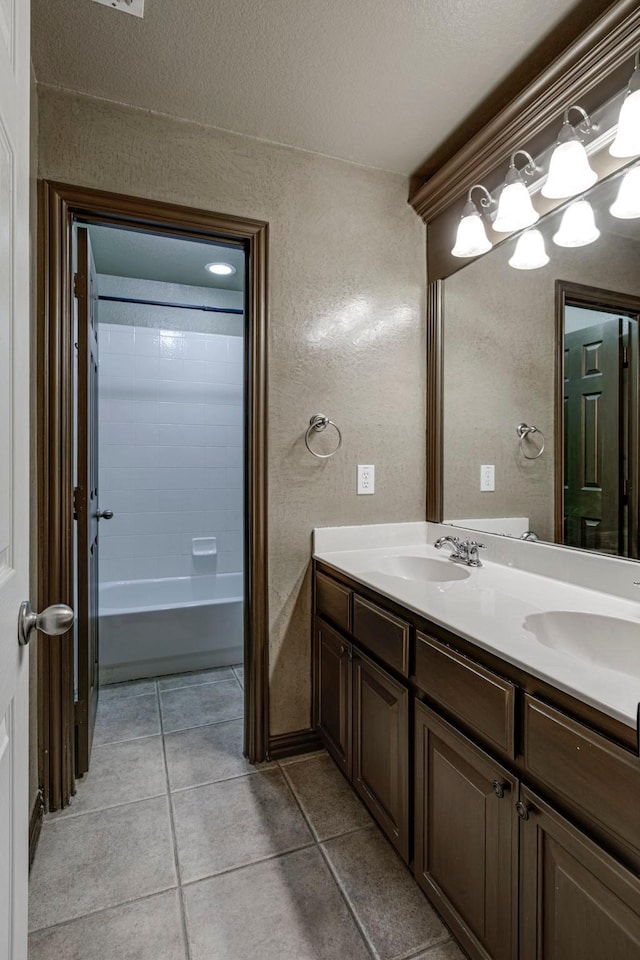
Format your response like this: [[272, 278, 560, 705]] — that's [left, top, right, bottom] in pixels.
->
[[352, 595, 409, 676], [415, 633, 515, 757], [523, 695, 640, 855], [315, 572, 351, 634]]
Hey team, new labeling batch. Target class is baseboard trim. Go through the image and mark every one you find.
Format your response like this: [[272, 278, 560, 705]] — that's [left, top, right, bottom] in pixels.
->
[[29, 789, 45, 870], [267, 727, 322, 761]]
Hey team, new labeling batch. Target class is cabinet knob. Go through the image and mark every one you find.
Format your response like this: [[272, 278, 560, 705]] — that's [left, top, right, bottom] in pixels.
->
[[515, 801, 530, 821], [492, 780, 506, 799]]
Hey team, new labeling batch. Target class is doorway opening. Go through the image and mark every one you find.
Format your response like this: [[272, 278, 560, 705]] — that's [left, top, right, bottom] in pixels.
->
[[38, 183, 269, 811]]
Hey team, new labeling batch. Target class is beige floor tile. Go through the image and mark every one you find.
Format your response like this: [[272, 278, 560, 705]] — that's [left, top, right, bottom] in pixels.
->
[[184, 846, 371, 960], [93, 693, 161, 745], [28, 890, 187, 960], [48, 736, 167, 819], [322, 825, 448, 960], [165, 718, 274, 791], [160, 679, 243, 732], [157, 667, 235, 690], [172, 768, 312, 882], [99, 679, 158, 701], [29, 797, 177, 931], [283, 754, 372, 840]]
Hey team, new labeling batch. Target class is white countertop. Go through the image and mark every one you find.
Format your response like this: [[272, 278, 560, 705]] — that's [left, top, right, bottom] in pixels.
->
[[313, 524, 640, 732]]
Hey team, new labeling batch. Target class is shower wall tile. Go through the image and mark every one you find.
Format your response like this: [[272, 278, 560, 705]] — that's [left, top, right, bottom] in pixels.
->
[[98, 316, 244, 584]]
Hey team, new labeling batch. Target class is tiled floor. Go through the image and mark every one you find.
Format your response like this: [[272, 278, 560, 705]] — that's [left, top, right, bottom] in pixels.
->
[[29, 667, 465, 960]]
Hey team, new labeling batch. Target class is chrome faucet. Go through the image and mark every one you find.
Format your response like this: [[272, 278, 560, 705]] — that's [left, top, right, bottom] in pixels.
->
[[434, 535, 486, 567]]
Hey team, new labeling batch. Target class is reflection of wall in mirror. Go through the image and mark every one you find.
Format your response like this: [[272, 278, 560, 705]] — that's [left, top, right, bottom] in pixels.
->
[[443, 234, 640, 542]]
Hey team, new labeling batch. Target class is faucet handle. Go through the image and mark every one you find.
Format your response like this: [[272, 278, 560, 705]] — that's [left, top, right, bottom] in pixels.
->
[[468, 540, 486, 550]]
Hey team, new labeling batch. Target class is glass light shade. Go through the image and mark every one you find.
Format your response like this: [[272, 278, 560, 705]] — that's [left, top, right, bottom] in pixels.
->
[[610, 89, 640, 158], [610, 167, 640, 219], [552, 200, 600, 247], [493, 181, 540, 232], [542, 140, 597, 199], [451, 211, 492, 258], [508, 230, 549, 270]]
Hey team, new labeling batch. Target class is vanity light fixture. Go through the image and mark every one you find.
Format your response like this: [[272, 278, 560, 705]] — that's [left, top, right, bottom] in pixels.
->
[[610, 53, 640, 158], [610, 166, 640, 219], [205, 262, 237, 276], [552, 199, 600, 247], [451, 185, 495, 258], [493, 150, 540, 233], [542, 106, 598, 200], [508, 229, 549, 270]]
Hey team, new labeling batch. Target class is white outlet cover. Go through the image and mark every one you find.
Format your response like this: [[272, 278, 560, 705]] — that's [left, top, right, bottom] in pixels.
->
[[92, 0, 145, 18]]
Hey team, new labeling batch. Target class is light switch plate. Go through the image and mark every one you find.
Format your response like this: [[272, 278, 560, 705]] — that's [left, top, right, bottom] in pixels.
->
[[92, 0, 145, 18], [357, 465, 375, 495], [480, 465, 495, 492]]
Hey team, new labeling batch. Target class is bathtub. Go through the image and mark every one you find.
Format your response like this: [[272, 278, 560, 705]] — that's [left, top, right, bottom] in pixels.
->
[[99, 573, 243, 683]]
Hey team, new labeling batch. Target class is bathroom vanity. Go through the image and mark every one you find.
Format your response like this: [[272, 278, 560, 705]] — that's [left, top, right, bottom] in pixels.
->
[[312, 524, 640, 960]]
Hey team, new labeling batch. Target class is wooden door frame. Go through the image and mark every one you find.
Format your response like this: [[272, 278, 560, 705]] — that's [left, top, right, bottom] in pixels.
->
[[37, 180, 269, 810], [554, 280, 640, 549]]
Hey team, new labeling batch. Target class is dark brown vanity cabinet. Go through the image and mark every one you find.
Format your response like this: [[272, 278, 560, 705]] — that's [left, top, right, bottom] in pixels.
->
[[519, 788, 640, 960], [414, 701, 518, 960], [312, 565, 640, 960], [314, 619, 352, 777], [313, 615, 410, 859], [352, 650, 409, 861]]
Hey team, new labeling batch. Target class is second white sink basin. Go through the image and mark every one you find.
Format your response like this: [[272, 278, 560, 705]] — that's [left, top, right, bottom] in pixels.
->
[[366, 555, 470, 583], [523, 610, 640, 679]]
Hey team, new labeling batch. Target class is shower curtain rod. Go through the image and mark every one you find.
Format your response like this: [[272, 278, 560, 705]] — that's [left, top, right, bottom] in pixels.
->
[[98, 294, 243, 316]]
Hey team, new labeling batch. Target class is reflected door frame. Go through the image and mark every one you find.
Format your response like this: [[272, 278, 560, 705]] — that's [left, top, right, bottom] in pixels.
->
[[37, 181, 270, 811], [554, 280, 640, 557]]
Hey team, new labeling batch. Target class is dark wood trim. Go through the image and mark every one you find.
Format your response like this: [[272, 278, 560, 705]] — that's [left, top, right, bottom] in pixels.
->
[[267, 728, 323, 761], [554, 280, 640, 544], [410, 0, 640, 223], [29, 789, 45, 870], [37, 181, 270, 808], [426, 280, 444, 522]]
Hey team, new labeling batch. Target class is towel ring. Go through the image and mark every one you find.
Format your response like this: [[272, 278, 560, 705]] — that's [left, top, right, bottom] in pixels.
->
[[305, 415, 342, 459], [517, 422, 545, 460]]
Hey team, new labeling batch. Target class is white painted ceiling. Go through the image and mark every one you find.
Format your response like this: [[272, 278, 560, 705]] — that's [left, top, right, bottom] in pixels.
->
[[33, 0, 587, 175], [87, 224, 245, 290]]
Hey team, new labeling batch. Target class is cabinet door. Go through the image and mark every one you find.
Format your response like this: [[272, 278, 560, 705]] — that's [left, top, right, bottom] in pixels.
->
[[314, 619, 352, 777], [519, 787, 640, 960], [415, 701, 517, 960], [352, 651, 409, 861]]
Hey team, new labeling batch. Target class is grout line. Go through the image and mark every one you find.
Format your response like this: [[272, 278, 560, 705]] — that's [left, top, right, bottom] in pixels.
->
[[44, 789, 169, 823], [278, 764, 377, 960], [156, 676, 238, 693], [179, 841, 318, 890], [401, 936, 456, 960], [161, 713, 244, 736], [169, 763, 276, 795], [28, 886, 181, 937], [157, 682, 193, 960]]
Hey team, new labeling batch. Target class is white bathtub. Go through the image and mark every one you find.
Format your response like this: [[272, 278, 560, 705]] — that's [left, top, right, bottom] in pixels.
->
[[99, 573, 243, 683]]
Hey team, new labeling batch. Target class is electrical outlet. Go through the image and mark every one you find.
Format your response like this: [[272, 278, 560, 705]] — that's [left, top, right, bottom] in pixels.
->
[[480, 465, 495, 492], [92, 0, 145, 18], [357, 464, 375, 495]]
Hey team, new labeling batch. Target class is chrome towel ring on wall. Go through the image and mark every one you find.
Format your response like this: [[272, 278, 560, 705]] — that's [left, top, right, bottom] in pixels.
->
[[305, 415, 343, 459], [517, 422, 545, 460]]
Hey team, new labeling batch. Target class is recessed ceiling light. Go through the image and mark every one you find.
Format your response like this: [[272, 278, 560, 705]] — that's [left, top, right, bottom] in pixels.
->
[[205, 262, 236, 276]]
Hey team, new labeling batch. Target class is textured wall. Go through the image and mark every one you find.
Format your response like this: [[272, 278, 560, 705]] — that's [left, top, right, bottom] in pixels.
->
[[443, 232, 640, 541], [37, 85, 426, 736]]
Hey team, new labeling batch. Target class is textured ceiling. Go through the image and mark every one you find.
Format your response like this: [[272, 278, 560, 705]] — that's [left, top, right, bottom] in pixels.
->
[[33, 0, 588, 175], [88, 224, 245, 290]]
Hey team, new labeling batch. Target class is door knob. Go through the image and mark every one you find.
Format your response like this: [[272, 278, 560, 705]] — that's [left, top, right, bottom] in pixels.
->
[[18, 601, 75, 646], [97, 509, 114, 520]]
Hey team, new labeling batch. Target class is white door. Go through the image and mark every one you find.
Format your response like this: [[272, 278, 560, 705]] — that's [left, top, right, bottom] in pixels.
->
[[0, 0, 32, 957]]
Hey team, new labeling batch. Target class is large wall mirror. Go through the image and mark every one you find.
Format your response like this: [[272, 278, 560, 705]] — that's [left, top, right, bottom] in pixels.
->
[[410, 0, 640, 562], [443, 165, 640, 558]]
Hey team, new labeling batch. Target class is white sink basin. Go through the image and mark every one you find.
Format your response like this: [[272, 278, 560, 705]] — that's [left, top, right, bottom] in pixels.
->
[[523, 611, 640, 679], [365, 555, 470, 583]]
